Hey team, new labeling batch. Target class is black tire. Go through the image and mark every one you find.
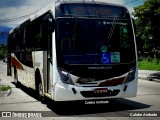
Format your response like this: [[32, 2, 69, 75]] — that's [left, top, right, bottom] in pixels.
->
[[35, 72, 45, 103], [14, 68, 20, 88]]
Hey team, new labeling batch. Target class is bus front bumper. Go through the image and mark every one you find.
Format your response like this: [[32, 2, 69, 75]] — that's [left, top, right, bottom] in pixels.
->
[[53, 79, 137, 101]]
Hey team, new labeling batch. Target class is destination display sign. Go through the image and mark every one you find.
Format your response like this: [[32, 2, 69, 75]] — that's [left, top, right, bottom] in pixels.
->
[[59, 3, 125, 17]]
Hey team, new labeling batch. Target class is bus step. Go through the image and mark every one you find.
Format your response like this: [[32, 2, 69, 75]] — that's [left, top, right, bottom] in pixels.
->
[[44, 93, 52, 99]]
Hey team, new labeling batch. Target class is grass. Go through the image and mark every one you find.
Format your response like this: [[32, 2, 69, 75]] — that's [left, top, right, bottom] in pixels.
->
[[0, 85, 11, 91], [138, 58, 160, 71]]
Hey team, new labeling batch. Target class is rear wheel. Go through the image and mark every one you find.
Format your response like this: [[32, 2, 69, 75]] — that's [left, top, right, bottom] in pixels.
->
[[14, 67, 20, 88]]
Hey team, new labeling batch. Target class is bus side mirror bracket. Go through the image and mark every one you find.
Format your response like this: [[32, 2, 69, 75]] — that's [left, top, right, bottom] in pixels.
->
[[48, 18, 55, 32]]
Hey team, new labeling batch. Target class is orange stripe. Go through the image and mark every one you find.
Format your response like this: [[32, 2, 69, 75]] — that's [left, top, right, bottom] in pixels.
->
[[99, 77, 125, 86], [11, 56, 23, 70]]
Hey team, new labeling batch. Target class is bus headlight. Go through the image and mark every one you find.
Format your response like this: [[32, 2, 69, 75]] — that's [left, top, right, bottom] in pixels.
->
[[126, 67, 136, 83], [58, 68, 74, 85]]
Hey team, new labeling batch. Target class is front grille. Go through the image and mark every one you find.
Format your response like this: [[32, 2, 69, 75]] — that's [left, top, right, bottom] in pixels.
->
[[76, 76, 126, 86], [80, 90, 120, 98]]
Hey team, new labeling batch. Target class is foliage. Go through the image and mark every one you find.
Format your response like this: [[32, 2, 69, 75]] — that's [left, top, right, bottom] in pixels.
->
[[0, 85, 11, 91], [138, 58, 160, 71], [0, 44, 7, 59], [132, 0, 160, 52]]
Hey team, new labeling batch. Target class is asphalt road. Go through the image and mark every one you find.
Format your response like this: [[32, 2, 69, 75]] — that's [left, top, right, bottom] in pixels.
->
[[0, 61, 160, 120]]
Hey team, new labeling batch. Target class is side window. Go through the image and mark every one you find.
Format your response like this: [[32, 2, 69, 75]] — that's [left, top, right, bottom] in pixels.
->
[[12, 34, 16, 52], [19, 28, 26, 50], [8, 36, 12, 53], [26, 21, 43, 50], [25, 27, 33, 50], [34, 22, 43, 50], [24, 12, 54, 51], [14, 32, 19, 52], [9, 34, 14, 52]]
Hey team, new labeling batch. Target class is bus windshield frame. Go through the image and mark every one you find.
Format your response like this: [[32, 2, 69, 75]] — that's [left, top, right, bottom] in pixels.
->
[[56, 17, 136, 65]]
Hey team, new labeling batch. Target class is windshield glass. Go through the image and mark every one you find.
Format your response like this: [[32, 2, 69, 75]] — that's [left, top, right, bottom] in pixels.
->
[[56, 18, 135, 64]]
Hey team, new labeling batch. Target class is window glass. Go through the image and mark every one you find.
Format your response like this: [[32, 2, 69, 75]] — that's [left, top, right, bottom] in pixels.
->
[[57, 18, 135, 64]]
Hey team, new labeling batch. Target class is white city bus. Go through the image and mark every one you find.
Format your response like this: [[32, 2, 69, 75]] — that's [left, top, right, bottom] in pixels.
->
[[7, 1, 138, 102]]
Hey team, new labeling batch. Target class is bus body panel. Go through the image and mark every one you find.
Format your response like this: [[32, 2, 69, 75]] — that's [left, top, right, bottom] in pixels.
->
[[10, 52, 35, 89], [122, 78, 138, 98]]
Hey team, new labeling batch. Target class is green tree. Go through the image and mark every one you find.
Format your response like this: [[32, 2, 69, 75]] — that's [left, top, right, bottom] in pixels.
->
[[132, 0, 160, 52], [0, 44, 7, 59]]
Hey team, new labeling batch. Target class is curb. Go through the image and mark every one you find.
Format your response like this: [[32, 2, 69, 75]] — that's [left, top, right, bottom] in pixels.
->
[[138, 70, 160, 82], [138, 76, 160, 82]]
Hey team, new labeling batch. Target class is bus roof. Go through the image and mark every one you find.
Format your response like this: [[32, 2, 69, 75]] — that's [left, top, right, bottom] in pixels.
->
[[56, 1, 127, 9]]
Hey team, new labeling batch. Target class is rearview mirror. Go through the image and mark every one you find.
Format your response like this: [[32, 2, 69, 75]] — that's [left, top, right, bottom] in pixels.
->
[[47, 18, 55, 32]]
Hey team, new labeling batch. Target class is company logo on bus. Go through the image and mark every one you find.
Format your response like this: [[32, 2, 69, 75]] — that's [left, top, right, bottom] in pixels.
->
[[88, 66, 112, 70]]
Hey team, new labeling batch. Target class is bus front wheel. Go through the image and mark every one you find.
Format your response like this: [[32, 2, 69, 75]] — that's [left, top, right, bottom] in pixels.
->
[[35, 73, 45, 103]]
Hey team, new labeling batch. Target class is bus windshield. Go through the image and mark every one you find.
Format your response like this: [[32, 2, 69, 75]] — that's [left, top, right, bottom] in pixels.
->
[[56, 18, 135, 65]]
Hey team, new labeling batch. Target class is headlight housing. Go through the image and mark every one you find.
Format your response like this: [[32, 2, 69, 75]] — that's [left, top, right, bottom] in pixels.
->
[[125, 67, 136, 83], [58, 68, 74, 85]]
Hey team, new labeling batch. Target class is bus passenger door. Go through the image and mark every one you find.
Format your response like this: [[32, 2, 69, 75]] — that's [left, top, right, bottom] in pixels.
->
[[47, 17, 55, 94], [47, 33, 52, 94], [43, 16, 54, 94]]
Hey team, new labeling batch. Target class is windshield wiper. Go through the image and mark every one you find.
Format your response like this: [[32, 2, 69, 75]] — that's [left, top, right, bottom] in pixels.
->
[[107, 17, 117, 40]]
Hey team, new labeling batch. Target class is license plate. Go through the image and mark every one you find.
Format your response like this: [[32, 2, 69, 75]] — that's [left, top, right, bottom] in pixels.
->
[[94, 88, 108, 94]]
